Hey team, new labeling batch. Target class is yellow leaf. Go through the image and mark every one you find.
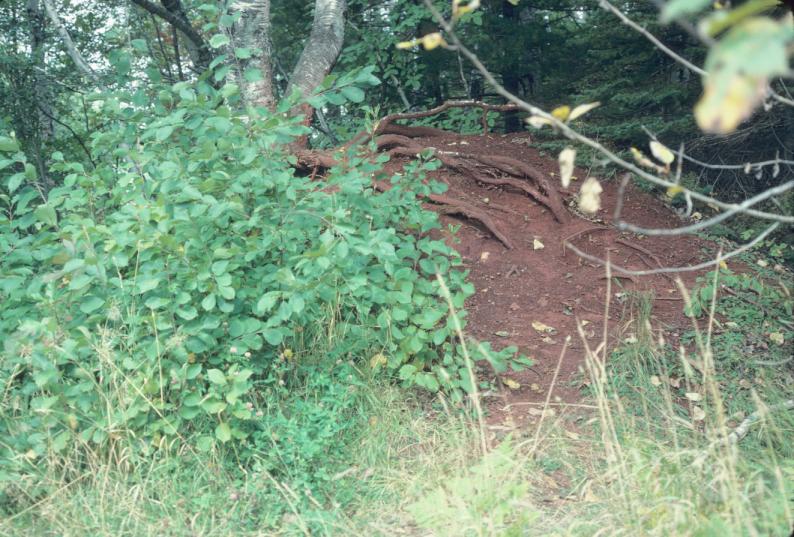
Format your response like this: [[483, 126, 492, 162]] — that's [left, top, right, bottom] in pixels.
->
[[558, 147, 576, 188], [507, 0, 520, 5], [453, 0, 480, 18], [685, 392, 702, 402], [369, 353, 387, 369], [396, 39, 419, 49], [503, 378, 521, 390], [650, 140, 675, 165], [631, 147, 666, 174], [756, 259, 768, 268], [568, 101, 601, 121], [551, 105, 571, 121], [526, 115, 553, 128], [719, 260, 728, 270], [578, 177, 603, 214], [531, 321, 556, 334], [421, 32, 446, 50], [533, 238, 545, 250], [666, 185, 684, 198], [695, 72, 766, 134]]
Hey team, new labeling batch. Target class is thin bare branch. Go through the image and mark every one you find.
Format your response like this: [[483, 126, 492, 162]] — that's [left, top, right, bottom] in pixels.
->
[[564, 223, 779, 276], [41, 0, 98, 83], [599, 0, 706, 77], [617, 180, 794, 236]]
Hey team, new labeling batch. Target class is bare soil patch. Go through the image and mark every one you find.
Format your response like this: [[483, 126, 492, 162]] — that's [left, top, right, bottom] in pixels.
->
[[380, 132, 716, 429]]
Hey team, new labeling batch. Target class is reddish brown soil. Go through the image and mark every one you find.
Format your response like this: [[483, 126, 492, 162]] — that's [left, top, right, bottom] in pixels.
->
[[383, 133, 717, 429]]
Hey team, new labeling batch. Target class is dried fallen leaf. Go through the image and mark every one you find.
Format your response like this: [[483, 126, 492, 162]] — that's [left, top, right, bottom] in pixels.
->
[[533, 238, 545, 250], [494, 330, 510, 338], [756, 259, 769, 268], [369, 353, 387, 369], [564, 430, 580, 440], [480, 251, 490, 261], [532, 321, 556, 334], [503, 378, 521, 390], [685, 392, 702, 402], [530, 383, 542, 393]]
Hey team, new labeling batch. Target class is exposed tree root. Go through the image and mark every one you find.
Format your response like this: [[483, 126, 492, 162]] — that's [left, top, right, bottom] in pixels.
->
[[378, 135, 569, 224], [428, 193, 515, 250], [293, 100, 573, 247], [346, 100, 521, 148], [371, 179, 515, 250]]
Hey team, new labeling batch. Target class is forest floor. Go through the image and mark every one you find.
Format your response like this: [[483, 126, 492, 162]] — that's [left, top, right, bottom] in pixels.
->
[[6, 133, 791, 537], [383, 132, 715, 428]]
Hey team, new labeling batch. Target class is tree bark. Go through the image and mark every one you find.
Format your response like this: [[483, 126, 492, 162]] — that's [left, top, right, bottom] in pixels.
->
[[25, 0, 53, 190], [286, 0, 346, 99], [232, 0, 276, 111], [42, 0, 99, 83], [131, 0, 211, 73]]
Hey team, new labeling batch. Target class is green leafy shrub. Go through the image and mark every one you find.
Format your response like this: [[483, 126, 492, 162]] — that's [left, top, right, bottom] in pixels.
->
[[0, 75, 528, 491]]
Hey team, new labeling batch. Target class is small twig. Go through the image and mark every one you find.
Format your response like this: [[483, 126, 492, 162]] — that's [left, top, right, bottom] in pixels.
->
[[564, 223, 779, 276], [615, 238, 668, 272], [617, 180, 794, 236]]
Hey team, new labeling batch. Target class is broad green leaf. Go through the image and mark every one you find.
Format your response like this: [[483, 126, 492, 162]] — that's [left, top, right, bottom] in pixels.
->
[[0, 136, 19, 152], [255, 292, 279, 314], [201, 398, 227, 414], [207, 369, 227, 385], [79, 296, 104, 314], [196, 436, 214, 452], [201, 293, 216, 311], [34, 205, 57, 227], [137, 278, 161, 294], [209, 34, 230, 49], [156, 126, 174, 141], [7, 173, 24, 193], [234, 47, 252, 59], [215, 422, 231, 443], [340, 86, 365, 103]]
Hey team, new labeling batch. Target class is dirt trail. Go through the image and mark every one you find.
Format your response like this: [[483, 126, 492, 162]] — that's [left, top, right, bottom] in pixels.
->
[[386, 133, 716, 429]]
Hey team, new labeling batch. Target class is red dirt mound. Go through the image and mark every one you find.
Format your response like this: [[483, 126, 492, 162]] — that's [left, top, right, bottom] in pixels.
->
[[382, 132, 717, 428]]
